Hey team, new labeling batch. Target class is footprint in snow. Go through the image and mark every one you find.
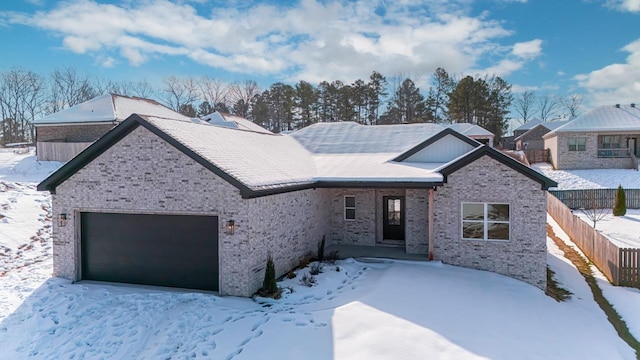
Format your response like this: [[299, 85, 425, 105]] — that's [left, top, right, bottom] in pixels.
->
[[295, 322, 307, 327], [225, 348, 242, 360]]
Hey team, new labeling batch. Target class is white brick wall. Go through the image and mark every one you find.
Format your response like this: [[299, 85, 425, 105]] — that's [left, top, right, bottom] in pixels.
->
[[433, 155, 547, 289]]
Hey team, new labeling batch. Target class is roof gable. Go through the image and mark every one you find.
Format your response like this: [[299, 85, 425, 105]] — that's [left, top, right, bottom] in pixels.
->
[[33, 94, 188, 125], [438, 146, 558, 190], [393, 128, 481, 162]]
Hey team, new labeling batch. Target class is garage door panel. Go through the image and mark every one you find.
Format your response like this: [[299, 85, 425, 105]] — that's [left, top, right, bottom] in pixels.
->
[[81, 212, 218, 291]]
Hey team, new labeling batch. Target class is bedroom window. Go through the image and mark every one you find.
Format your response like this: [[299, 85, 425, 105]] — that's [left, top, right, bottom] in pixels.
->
[[344, 196, 356, 220], [568, 137, 586, 151], [462, 203, 510, 241]]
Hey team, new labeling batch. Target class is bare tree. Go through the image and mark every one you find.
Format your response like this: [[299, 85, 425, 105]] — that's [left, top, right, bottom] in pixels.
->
[[0, 69, 46, 143], [561, 93, 584, 119], [513, 90, 537, 124], [47, 67, 97, 114], [539, 93, 560, 121], [579, 192, 608, 229], [161, 76, 199, 112], [197, 75, 230, 112], [228, 79, 260, 107]]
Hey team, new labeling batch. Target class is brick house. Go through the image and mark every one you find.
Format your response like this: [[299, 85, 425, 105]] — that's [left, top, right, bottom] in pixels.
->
[[33, 94, 188, 162], [38, 114, 556, 297], [513, 121, 569, 151], [543, 104, 640, 170]]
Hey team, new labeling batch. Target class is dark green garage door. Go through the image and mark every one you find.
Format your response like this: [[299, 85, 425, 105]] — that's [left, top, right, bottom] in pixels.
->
[[81, 212, 218, 291]]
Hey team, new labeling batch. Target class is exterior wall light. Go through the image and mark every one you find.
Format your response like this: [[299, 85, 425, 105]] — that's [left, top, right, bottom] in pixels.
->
[[58, 213, 68, 227], [226, 220, 235, 235]]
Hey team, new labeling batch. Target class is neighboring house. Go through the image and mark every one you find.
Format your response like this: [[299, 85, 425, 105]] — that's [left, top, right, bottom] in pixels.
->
[[202, 112, 273, 134], [514, 120, 569, 151], [543, 104, 640, 170], [33, 94, 187, 162], [38, 116, 556, 297], [445, 123, 495, 147]]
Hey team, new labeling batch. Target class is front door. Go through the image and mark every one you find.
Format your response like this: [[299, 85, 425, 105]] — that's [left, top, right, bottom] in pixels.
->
[[383, 196, 405, 240]]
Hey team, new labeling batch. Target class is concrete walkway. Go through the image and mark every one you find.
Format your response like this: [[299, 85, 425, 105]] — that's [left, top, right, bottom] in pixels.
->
[[325, 244, 429, 262]]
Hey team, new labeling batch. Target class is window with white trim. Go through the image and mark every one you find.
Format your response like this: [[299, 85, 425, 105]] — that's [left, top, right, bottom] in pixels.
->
[[568, 137, 586, 151], [344, 196, 356, 220], [462, 203, 510, 241]]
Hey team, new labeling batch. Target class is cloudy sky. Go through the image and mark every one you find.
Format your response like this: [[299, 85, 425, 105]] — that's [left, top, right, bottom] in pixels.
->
[[0, 0, 639, 109]]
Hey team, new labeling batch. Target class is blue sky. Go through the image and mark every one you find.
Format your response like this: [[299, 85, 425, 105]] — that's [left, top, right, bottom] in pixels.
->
[[0, 0, 639, 110]]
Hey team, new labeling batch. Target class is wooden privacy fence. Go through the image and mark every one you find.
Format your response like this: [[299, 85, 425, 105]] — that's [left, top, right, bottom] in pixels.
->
[[549, 188, 640, 209], [523, 149, 549, 164], [547, 193, 639, 287]]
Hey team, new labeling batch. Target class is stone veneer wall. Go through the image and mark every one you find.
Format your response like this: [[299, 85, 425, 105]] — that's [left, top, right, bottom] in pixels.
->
[[37, 124, 115, 142], [405, 189, 428, 254], [53, 126, 250, 296], [433, 155, 547, 289], [553, 132, 634, 170]]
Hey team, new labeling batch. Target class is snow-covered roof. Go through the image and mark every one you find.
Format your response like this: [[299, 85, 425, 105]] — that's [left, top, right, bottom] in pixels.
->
[[546, 104, 640, 137], [445, 123, 494, 137], [202, 112, 272, 134], [39, 117, 557, 196], [33, 94, 188, 125], [513, 119, 543, 132], [289, 122, 445, 155], [144, 116, 314, 191]]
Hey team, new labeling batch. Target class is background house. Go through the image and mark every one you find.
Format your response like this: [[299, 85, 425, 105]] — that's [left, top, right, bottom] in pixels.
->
[[543, 104, 640, 170], [33, 94, 187, 162], [514, 120, 569, 151]]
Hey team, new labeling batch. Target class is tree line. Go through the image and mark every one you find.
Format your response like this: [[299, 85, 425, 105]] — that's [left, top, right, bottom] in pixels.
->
[[0, 66, 584, 146]]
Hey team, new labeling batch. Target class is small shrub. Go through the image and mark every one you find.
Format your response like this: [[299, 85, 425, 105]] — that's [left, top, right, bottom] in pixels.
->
[[335, 266, 340, 272], [317, 236, 326, 261], [261, 254, 278, 296], [323, 250, 340, 264], [299, 273, 317, 287], [613, 185, 627, 216], [286, 270, 297, 279], [309, 262, 323, 275]]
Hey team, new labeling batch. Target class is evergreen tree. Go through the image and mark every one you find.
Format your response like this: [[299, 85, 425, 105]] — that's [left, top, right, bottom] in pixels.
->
[[613, 185, 627, 216], [262, 255, 278, 295], [384, 78, 427, 124]]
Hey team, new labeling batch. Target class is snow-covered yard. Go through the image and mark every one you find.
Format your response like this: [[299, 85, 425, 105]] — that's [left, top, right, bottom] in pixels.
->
[[0, 150, 638, 359], [574, 209, 640, 248], [532, 163, 640, 190]]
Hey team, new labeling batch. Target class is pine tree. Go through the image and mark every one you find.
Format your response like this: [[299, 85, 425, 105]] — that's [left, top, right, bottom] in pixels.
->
[[613, 185, 627, 216], [262, 255, 278, 295]]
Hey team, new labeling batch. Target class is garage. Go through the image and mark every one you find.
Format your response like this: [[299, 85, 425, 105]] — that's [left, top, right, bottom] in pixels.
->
[[80, 212, 219, 291]]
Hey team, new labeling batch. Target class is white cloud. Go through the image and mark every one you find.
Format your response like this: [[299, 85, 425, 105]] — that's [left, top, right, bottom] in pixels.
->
[[575, 38, 640, 106], [606, 0, 640, 12], [0, 0, 541, 83]]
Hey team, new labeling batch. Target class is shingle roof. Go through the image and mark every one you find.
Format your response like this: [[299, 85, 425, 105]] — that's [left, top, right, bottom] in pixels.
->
[[546, 104, 640, 136], [38, 116, 557, 197], [445, 123, 494, 137], [202, 112, 272, 134], [513, 119, 543, 132], [32, 94, 188, 125]]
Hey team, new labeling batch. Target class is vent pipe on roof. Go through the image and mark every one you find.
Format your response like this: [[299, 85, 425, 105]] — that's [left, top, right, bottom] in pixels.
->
[[615, 104, 620, 108]]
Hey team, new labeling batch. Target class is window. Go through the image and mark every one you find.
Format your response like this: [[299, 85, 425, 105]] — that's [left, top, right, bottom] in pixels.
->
[[462, 203, 510, 241], [344, 196, 356, 220], [598, 135, 628, 157], [568, 137, 586, 151]]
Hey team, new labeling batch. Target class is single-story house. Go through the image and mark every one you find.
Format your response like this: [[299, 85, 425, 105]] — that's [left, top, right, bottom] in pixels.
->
[[514, 120, 569, 151], [543, 104, 640, 170], [38, 115, 556, 297], [33, 94, 188, 162]]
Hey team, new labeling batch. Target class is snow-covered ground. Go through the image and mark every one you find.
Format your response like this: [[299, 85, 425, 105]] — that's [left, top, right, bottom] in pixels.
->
[[548, 215, 640, 342], [532, 163, 640, 190], [0, 149, 638, 359], [574, 209, 640, 248]]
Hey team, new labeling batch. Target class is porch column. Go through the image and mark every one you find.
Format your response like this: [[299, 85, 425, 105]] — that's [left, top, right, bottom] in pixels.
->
[[428, 188, 434, 260]]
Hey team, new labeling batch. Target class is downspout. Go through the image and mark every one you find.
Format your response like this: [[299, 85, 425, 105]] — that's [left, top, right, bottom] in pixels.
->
[[428, 187, 435, 260]]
